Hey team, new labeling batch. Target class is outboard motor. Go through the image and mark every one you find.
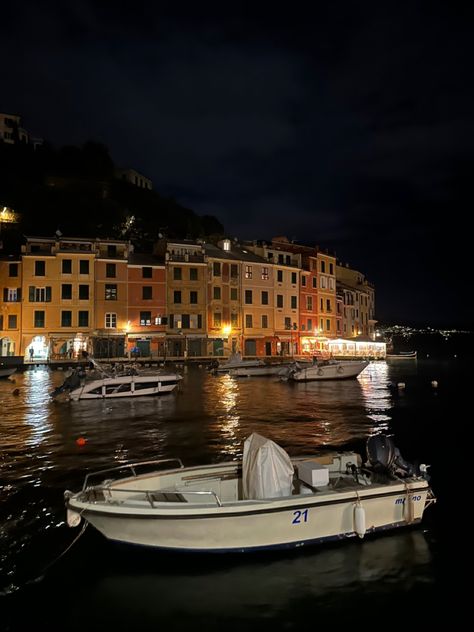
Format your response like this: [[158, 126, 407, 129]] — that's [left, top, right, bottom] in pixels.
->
[[367, 434, 417, 478]]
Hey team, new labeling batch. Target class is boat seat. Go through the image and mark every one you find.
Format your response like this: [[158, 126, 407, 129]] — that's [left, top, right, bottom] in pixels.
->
[[150, 491, 187, 503]]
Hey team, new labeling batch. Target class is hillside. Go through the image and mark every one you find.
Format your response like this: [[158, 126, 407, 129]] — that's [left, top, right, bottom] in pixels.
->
[[0, 141, 223, 251]]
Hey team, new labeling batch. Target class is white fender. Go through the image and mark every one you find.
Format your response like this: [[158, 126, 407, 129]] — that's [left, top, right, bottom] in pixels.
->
[[67, 509, 82, 528], [354, 503, 366, 538], [337, 365, 344, 374]]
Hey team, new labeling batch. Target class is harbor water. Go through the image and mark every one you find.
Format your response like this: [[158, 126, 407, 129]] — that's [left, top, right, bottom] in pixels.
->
[[0, 350, 467, 630]]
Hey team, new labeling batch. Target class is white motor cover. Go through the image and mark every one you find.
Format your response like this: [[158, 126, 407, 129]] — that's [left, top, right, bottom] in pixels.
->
[[242, 433, 294, 500]]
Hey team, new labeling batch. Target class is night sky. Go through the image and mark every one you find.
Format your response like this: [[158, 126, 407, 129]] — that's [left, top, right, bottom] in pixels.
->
[[2, 1, 472, 328]]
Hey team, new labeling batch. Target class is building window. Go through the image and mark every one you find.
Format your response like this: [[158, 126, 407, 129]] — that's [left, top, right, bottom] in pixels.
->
[[312, 277, 317, 288], [329, 262, 334, 275], [106, 263, 116, 278], [245, 290, 253, 304], [320, 276, 327, 289], [34, 310, 45, 328], [245, 314, 253, 328], [231, 313, 238, 327], [105, 284, 117, 300], [190, 291, 198, 304], [230, 288, 238, 301], [181, 314, 190, 329], [291, 296, 297, 309], [261, 291, 268, 305], [29, 286, 51, 302], [189, 268, 198, 281], [326, 299, 331, 312], [107, 245, 117, 257], [142, 266, 152, 278], [173, 267, 182, 280], [105, 313, 117, 328], [284, 317, 291, 329], [321, 260, 326, 273], [245, 265, 252, 279], [8, 315, 17, 329], [61, 311, 72, 327], [307, 296, 313, 310], [275, 270, 282, 283], [35, 261, 45, 276], [291, 272, 297, 284], [142, 286, 152, 300], [213, 262, 221, 277], [230, 264, 238, 279], [326, 319, 330, 331], [307, 318, 312, 331], [140, 311, 152, 326], [61, 284, 72, 300], [261, 267, 269, 280], [213, 286, 221, 300], [79, 285, 89, 300], [213, 312, 222, 327], [173, 290, 181, 304], [301, 276, 306, 287], [329, 278, 335, 290], [276, 294, 283, 308], [4, 288, 18, 302], [261, 314, 268, 328], [78, 311, 89, 327], [79, 260, 89, 274], [62, 259, 72, 274], [9, 263, 18, 277]]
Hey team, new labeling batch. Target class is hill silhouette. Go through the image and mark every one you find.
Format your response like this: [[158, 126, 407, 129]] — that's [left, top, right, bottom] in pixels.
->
[[0, 140, 223, 251]]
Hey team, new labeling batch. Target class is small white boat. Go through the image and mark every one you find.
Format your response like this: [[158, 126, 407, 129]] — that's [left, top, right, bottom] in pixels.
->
[[211, 352, 265, 373], [0, 367, 16, 379], [65, 433, 435, 553], [229, 363, 292, 377], [288, 360, 369, 381], [386, 351, 417, 360], [52, 361, 182, 400]]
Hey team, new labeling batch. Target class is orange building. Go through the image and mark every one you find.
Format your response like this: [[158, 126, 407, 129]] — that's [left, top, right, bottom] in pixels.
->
[[126, 253, 166, 357]]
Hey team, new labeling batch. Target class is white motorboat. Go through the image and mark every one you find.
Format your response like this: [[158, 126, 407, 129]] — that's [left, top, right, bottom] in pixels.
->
[[0, 367, 16, 379], [386, 351, 417, 360], [65, 433, 435, 553], [52, 361, 182, 401], [229, 363, 292, 377], [210, 352, 266, 373], [287, 359, 369, 381]]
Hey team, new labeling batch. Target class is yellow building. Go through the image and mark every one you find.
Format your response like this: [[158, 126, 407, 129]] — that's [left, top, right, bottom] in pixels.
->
[[316, 250, 337, 338], [0, 255, 22, 357], [336, 263, 376, 338], [246, 241, 301, 356], [19, 237, 97, 361], [93, 239, 131, 358], [164, 239, 208, 358]]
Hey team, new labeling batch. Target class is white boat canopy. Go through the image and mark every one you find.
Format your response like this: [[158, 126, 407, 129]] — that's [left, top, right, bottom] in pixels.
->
[[242, 433, 295, 500]]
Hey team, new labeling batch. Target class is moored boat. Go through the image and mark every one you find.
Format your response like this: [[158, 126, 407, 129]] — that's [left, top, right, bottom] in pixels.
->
[[52, 360, 182, 400], [210, 352, 265, 374], [65, 432, 435, 553], [287, 359, 369, 381], [386, 351, 417, 360], [0, 367, 16, 379]]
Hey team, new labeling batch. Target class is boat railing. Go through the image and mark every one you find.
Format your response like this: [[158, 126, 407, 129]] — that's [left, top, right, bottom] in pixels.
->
[[82, 458, 185, 491], [89, 486, 223, 507]]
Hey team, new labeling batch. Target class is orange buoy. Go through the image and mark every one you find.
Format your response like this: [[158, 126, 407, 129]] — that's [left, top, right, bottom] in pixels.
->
[[76, 437, 87, 447]]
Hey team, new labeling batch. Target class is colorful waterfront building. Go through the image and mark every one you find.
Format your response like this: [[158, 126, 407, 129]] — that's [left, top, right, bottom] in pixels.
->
[[0, 254, 22, 357], [126, 252, 166, 358], [336, 262, 376, 339]]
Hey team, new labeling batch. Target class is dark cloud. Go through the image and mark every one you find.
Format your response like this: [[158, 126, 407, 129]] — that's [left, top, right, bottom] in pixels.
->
[[1, 0, 472, 327]]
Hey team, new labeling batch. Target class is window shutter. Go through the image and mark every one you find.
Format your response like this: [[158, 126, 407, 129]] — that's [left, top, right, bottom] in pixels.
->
[[46, 287, 52, 302], [17, 288, 21, 301], [29, 286, 35, 301], [3, 288, 7, 302]]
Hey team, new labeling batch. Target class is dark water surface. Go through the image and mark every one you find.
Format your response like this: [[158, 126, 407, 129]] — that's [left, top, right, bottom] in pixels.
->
[[0, 357, 465, 629]]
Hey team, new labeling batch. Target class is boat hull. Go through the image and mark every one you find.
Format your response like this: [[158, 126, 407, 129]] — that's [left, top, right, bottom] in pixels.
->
[[290, 361, 369, 381], [68, 374, 181, 400], [0, 368, 16, 378], [69, 481, 431, 552]]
